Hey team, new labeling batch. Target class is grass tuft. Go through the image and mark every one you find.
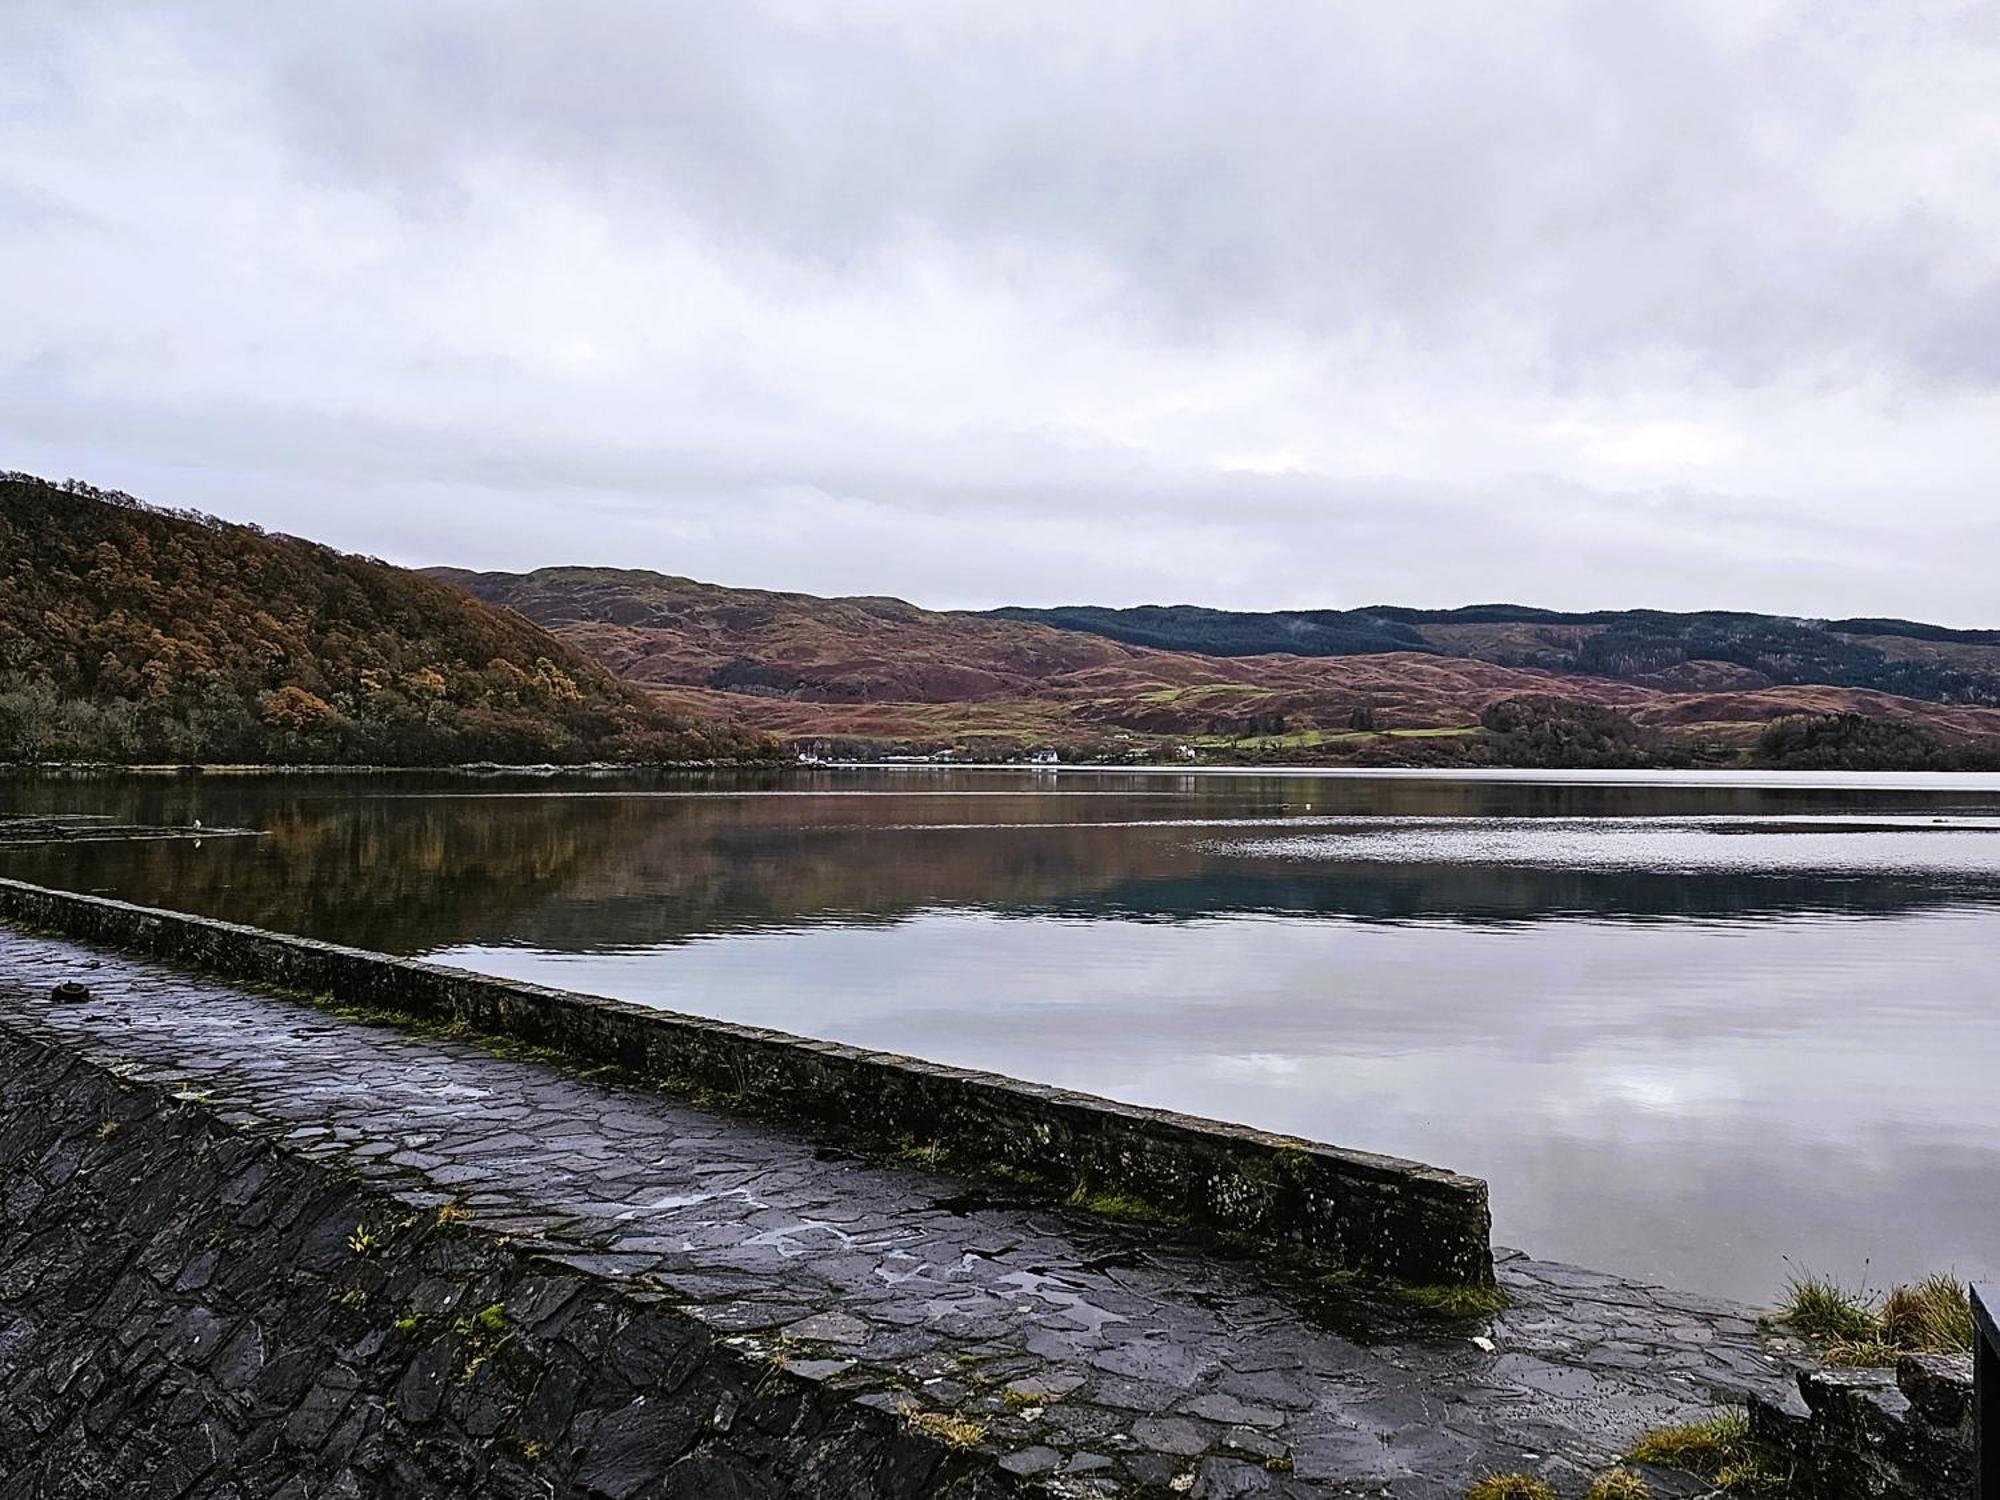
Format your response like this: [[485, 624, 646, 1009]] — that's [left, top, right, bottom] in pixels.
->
[[1402, 1283, 1511, 1319], [1464, 1475, 1556, 1500], [1584, 1472, 1651, 1500], [1824, 1338, 1904, 1368], [1779, 1274, 1877, 1344], [1878, 1273, 1972, 1354], [909, 1411, 987, 1450], [1630, 1410, 1749, 1472], [1630, 1411, 1782, 1493], [1777, 1269, 1972, 1364]]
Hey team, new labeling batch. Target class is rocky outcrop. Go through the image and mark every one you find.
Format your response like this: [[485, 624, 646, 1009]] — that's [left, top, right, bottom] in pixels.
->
[[1749, 1354, 1974, 1498]]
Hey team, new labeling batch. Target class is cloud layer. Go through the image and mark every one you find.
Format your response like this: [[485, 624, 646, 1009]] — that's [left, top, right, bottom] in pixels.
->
[[4, 1, 1998, 619]]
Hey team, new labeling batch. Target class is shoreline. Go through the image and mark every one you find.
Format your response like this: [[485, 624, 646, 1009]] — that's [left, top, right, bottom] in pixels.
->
[[813, 760, 2000, 787], [6, 757, 2000, 787]]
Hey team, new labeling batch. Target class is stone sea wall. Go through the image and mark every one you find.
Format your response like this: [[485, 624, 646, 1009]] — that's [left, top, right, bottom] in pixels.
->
[[0, 879, 1492, 1287], [0, 1032, 1020, 1498]]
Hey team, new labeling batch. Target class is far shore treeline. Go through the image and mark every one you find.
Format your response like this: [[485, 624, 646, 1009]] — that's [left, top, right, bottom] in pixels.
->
[[6, 471, 1999, 771]]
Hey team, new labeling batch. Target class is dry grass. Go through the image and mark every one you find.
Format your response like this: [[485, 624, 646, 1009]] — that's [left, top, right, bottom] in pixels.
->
[[1878, 1273, 1972, 1355], [1584, 1472, 1652, 1500], [908, 1411, 987, 1450], [1463, 1476, 1556, 1500], [1630, 1411, 1781, 1494], [1778, 1270, 1972, 1365], [1824, 1338, 1904, 1367]]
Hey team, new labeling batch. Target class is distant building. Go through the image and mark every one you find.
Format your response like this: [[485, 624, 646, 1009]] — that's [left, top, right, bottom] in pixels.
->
[[1028, 747, 1060, 765]]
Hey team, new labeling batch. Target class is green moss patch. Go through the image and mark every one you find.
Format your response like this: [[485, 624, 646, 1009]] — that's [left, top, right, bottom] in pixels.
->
[[1065, 1185, 1181, 1226], [1401, 1283, 1510, 1319]]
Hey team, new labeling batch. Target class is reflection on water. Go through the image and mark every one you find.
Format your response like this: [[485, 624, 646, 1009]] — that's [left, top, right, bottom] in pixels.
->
[[4, 765, 1999, 1303]]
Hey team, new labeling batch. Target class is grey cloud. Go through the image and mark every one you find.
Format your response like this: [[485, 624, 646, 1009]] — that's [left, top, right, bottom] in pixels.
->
[[1, 1, 1997, 620], [176, 0, 2000, 384]]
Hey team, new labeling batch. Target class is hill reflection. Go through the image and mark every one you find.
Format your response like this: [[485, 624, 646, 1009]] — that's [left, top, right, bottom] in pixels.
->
[[3, 770, 1998, 954]]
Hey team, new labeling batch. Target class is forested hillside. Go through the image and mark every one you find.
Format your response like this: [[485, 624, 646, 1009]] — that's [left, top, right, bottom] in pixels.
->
[[990, 604, 2000, 707], [0, 475, 770, 765]]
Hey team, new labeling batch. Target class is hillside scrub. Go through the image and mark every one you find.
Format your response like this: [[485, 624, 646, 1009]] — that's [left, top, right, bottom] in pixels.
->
[[1476, 697, 1688, 769], [1748, 711, 1997, 770]]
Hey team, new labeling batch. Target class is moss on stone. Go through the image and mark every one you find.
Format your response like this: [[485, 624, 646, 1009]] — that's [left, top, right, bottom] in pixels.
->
[[896, 1137, 948, 1168], [1065, 1185, 1181, 1226], [1402, 1283, 1510, 1319], [452, 1301, 512, 1384], [1273, 1145, 1315, 1186]]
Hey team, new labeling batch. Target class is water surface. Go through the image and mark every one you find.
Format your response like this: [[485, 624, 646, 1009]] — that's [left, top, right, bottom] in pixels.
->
[[5, 765, 1997, 1304]]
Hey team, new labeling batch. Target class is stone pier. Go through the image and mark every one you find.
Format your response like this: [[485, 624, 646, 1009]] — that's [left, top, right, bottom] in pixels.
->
[[0, 917, 1812, 1498]]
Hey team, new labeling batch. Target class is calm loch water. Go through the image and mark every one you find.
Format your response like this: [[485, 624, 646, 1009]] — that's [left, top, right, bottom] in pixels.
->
[[5, 765, 1999, 1305]]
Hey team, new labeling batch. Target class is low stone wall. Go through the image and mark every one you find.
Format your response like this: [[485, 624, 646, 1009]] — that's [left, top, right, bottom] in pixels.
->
[[0, 1031, 1021, 1498], [1749, 1355, 1975, 1499], [0, 879, 1492, 1287]]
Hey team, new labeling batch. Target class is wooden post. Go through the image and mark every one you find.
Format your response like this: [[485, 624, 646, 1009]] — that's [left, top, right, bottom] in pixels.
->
[[1977, 1284, 1998, 1500]]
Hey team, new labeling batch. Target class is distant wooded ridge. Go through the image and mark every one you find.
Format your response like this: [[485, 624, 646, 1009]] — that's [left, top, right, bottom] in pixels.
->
[[982, 604, 2000, 706]]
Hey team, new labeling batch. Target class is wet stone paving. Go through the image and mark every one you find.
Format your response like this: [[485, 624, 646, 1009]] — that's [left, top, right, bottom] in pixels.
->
[[0, 928, 1803, 1497]]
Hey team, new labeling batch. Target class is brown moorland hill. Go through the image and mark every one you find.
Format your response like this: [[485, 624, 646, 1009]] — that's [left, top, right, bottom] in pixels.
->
[[423, 566, 1146, 701], [431, 566, 2000, 764]]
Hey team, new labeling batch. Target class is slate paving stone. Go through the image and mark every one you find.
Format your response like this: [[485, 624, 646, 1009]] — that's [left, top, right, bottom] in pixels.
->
[[0, 928, 1808, 1497]]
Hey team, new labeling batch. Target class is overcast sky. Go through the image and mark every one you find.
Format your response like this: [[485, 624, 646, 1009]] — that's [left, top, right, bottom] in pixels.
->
[[4, 2, 1998, 621]]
